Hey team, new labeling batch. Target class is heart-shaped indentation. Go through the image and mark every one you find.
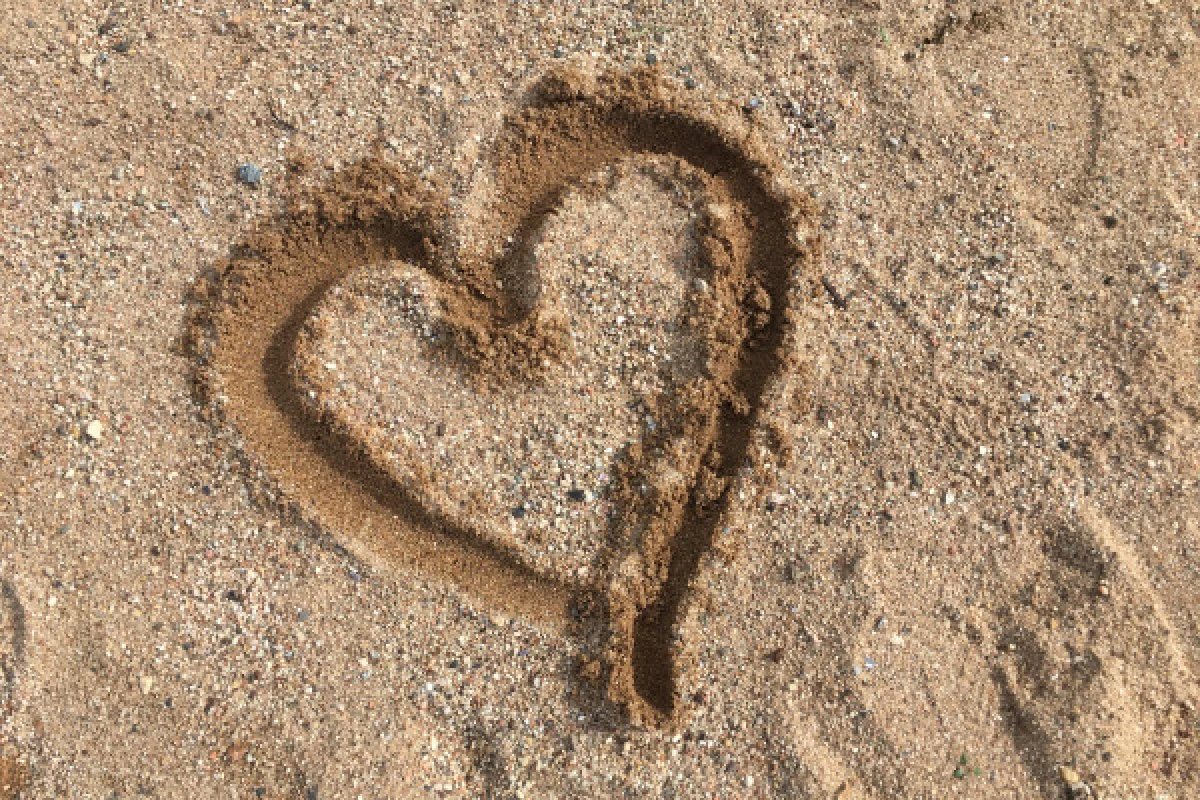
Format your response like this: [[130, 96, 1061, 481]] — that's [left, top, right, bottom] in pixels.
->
[[295, 160, 723, 585], [187, 67, 817, 726]]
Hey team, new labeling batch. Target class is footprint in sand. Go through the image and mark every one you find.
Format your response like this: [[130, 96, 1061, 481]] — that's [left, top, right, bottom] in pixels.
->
[[982, 505, 1198, 797], [843, 504, 1198, 797]]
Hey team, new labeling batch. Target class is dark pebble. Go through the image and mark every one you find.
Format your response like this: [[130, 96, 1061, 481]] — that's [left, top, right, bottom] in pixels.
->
[[236, 163, 263, 187], [909, 467, 922, 489], [566, 489, 587, 502]]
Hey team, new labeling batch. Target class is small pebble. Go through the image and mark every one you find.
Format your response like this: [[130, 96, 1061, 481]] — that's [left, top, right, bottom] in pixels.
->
[[85, 420, 105, 442], [236, 163, 263, 187]]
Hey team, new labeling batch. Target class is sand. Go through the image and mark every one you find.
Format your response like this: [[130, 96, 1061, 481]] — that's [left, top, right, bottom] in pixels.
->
[[1, 0, 1199, 797]]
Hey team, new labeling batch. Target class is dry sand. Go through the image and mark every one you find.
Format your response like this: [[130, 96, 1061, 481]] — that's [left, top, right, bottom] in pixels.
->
[[2, 0, 1199, 797]]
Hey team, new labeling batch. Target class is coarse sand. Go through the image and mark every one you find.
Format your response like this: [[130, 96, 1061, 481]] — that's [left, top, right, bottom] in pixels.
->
[[2, 1, 1199, 797]]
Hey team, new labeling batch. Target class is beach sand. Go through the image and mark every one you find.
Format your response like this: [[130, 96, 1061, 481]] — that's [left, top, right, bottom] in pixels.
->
[[1, 1, 1198, 796]]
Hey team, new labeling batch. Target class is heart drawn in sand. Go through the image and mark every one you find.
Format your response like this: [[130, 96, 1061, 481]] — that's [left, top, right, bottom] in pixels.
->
[[294, 160, 724, 586], [187, 67, 817, 726]]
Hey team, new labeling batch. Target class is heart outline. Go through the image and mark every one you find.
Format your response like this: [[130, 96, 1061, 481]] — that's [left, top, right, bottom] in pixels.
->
[[293, 157, 736, 586], [186, 67, 818, 727]]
